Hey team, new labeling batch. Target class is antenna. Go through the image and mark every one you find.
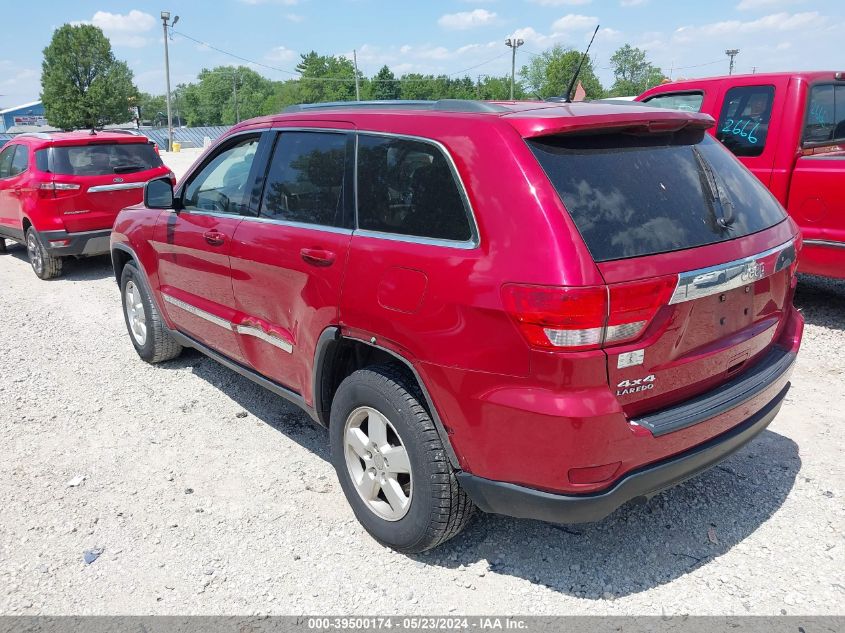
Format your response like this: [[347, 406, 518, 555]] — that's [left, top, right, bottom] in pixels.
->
[[564, 24, 600, 103]]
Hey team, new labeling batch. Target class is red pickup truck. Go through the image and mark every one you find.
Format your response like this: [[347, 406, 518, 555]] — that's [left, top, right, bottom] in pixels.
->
[[638, 72, 844, 279]]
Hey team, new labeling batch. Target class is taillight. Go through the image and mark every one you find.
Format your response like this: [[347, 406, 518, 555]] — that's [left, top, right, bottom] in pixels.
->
[[502, 275, 677, 351], [605, 276, 677, 345], [38, 182, 81, 198]]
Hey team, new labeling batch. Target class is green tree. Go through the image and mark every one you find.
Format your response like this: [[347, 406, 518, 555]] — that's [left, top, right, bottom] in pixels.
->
[[295, 51, 358, 103], [137, 92, 167, 125], [520, 45, 604, 100], [178, 66, 274, 125], [372, 65, 400, 100], [41, 24, 137, 131], [608, 44, 664, 96], [477, 75, 525, 100]]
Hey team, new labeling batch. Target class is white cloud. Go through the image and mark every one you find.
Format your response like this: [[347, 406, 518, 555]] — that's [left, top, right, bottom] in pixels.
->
[[238, 0, 299, 4], [736, 0, 802, 10], [284, 13, 304, 22], [620, 0, 648, 6], [73, 9, 157, 48], [528, 0, 592, 5], [551, 14, 598, 31], [674, 11, 823, 42], [438, 9, 499, 30], [266, 46, 297, 63]]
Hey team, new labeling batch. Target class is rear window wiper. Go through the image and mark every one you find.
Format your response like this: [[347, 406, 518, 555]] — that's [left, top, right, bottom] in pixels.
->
[[693, 147, 735, 230]]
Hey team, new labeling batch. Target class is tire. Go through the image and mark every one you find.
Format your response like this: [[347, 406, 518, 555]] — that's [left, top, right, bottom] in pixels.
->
[[0, 238, 6, 253], [26, 227, 63, 280], [120, 262, 183, 363], [330, 364, 474, 553]]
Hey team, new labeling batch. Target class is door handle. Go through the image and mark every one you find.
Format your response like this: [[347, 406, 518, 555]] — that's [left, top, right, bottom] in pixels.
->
[[300, 248, 336, 267], [203, 231, 226, 247]]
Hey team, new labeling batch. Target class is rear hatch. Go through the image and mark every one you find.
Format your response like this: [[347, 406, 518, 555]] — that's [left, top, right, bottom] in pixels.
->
[[527, 121, 797, 421], [39, 139, 168, 233]]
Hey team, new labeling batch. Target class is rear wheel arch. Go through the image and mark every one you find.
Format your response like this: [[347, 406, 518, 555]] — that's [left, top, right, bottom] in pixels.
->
[[312, 328, 460, 469]]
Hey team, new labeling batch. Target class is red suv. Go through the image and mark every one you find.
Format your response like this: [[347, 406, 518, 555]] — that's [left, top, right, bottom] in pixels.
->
[[111, 100, 804, 552], [0, 131, 171, 279]]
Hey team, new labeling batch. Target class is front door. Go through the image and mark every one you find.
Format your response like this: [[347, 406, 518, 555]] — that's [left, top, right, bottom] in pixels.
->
[[152, 134, 262, 363], [229, 129, 354, 399], [0, 144, 27, 238]]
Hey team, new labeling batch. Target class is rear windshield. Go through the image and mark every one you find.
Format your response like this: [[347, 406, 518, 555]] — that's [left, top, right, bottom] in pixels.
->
[[47, 142, 162, 176], [528, 130, 786, 262]]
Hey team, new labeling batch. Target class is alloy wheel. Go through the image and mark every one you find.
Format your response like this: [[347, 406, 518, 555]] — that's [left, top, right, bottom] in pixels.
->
[[124, 280, 148, 346], [343, 406, 413, 521], [26, 233, 43, 275]]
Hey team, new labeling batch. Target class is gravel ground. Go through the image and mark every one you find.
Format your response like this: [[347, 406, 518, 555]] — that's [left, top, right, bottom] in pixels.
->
[[0, 174, 842, 614]]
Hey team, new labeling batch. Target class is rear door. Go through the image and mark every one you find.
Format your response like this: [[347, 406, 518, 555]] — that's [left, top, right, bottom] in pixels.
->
[[528, 127, 796, 419], [153, 133, 263, 363], [47, 140, 168, 232], [229, 128, 354, 396]]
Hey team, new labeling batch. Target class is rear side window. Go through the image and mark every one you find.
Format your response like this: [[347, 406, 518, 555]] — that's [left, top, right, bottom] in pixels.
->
[[49, 142, 163, 176], [716, 85, 775, 157], [10, 146, 28, 176], [0, 145, 13, 178], [528, 131, 786, 262], [644, 92, 704, 112], [35, 149, 49, 172], [804, 84, 845, 144], [260, 131, 349, 228], [356, 135, 473, 243]]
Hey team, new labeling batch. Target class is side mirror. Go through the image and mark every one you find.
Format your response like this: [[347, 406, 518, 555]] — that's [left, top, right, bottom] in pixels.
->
[[144, 177, 175, 209]]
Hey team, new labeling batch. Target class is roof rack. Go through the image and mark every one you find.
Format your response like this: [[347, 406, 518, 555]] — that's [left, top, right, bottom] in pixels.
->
[[282, 99, 508, 114]]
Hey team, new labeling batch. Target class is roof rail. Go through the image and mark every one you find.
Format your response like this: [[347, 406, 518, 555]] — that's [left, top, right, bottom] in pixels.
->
[[282, 99, 508, 114], [108, 129, 144, 135], [16, 132, 54, 140]]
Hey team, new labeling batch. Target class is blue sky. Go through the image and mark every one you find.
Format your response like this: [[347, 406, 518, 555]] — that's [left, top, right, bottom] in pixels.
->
[[1, 0, 843, 106]]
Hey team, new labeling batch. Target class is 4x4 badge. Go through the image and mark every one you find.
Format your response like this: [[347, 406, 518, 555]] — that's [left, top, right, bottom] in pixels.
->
[[617, 374, 656, 396]]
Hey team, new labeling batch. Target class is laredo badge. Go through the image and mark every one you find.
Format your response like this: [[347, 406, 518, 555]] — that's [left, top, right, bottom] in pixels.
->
[[617, 374, 656, 396]]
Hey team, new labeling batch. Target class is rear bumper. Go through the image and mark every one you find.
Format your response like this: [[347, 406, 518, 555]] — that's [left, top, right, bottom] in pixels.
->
[[40, 229, 112, 257], [458, 382, 789, 524]]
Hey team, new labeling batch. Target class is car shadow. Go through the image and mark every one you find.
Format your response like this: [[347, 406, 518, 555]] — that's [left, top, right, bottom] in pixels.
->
[[5, 241, 114, 282], [158, 346, 799, 599], [795, 274, 845, 331]]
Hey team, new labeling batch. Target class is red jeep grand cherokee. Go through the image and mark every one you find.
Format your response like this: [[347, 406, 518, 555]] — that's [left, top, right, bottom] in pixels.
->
[[0, 131, 171, 279], [111, 100, 804, 552]]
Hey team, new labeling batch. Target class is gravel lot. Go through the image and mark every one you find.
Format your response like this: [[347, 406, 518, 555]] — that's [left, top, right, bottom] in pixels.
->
[[0, 153, 842, 614]]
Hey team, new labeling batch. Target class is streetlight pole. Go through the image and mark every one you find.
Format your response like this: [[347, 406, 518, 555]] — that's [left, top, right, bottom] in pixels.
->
[[505, 38, 524, 100], [161, 11, 179, 150], [725, 48, 739, 76]]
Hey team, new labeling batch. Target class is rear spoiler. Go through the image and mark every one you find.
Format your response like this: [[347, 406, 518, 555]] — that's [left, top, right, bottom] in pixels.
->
[[519, 111, 715, 139]]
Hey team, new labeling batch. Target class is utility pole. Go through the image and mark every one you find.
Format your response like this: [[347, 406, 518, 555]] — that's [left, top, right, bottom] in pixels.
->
[[232, 70, 239, 123], [352, 49, 361, 101], [725, 49, 739, 75], [161, 11, 179, 150], [505, 38, 524, 100]]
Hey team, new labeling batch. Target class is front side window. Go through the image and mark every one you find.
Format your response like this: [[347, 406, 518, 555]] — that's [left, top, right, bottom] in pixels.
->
[[183, 136, 259, 215], [804, 84, 845, 144], [356, 135, 473, 243], [716, 85, 775, 157], [0, 145, 17, 178], [644, 92, 704, 112], [9, 145, 29, 176], [259, 131, 349, 228]]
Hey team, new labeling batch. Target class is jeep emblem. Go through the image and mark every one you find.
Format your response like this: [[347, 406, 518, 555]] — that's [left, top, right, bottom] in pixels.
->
[[741, 261, 765, 283], [113, 177, 125, 183]]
